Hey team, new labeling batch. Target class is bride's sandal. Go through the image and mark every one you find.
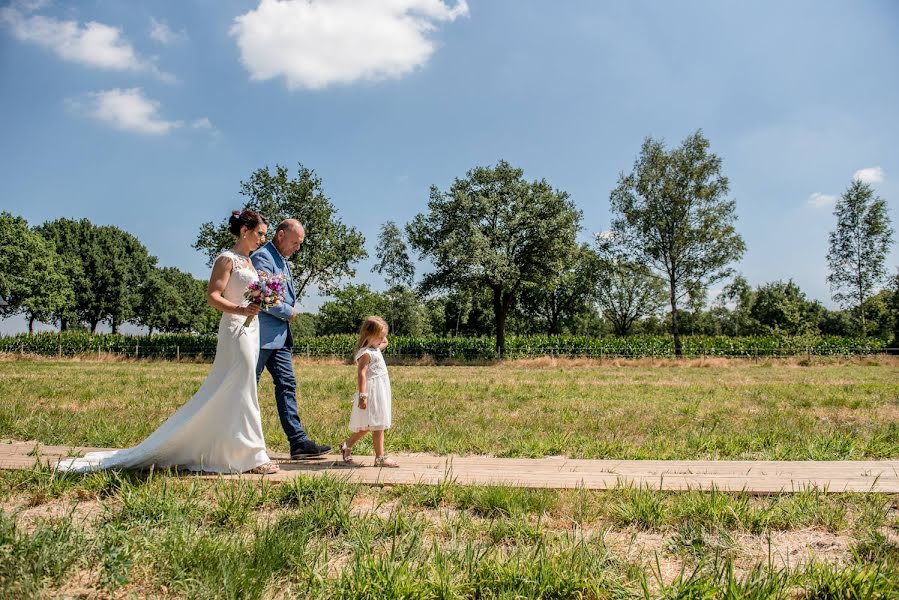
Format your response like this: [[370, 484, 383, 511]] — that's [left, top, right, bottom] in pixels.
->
[[247, 461, 280, 475], [374, 456, 399, 468], [339, 441, 354, 465]]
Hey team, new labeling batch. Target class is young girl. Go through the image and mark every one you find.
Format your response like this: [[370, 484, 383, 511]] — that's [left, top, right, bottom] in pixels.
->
[[338, 316, 398, 468]]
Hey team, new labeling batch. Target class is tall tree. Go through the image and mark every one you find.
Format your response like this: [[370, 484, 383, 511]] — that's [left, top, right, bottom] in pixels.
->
[[408, 160, 580, 356], [35, 218, 94, 330], [94, 226, 155, 334], [0, 213, 73, 333], [889, 267, 899, 348], [373, 221, 415, 287], [194, 164, 367, 300], [517, 244, 601, 334], [609, 131, 745, 356], [826, 179, 894, 336]]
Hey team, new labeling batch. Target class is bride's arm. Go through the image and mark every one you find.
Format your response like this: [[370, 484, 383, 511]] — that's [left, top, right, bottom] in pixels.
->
[[207, 255, 260, 317]]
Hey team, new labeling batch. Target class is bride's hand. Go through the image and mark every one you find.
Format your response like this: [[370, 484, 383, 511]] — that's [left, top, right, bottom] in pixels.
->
[[241, 303, 261, 317]]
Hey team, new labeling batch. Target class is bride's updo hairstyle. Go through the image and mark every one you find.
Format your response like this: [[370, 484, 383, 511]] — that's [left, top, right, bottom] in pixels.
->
[[228, 209, 267, 236]]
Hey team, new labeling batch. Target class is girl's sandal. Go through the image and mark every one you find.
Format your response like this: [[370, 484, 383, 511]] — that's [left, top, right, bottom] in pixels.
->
[[339, 441, 354, 465], [247, 461, 280, 475], [374, 456, 399, 468]]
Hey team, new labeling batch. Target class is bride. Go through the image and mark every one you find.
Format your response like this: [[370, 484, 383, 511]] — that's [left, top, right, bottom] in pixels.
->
[[58, 209, 280, 475]]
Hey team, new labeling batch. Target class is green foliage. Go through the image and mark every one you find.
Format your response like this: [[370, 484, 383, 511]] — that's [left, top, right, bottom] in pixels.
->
[[193, 163, 367, 300], [315, 284, 389, 335], [517, 243, 602, 334], [749, 279, 823, 335], [609, 131, 746, 355], [136, 266, 211, 334], [372, 220, 415, 287], [408, 159, 581, 355], [827, 179, 894, 336], [36, 218, 153, 333], [594, 235, 667, 335], [1, 331, 886, 359], [0, 213, 73, 333]]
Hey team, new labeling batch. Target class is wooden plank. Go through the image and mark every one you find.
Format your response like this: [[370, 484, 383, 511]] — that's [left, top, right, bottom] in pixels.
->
[[2, 443, 897, 493]]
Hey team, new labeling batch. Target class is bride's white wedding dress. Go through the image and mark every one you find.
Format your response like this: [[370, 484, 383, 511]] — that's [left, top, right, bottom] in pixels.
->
[[57, 251, 272, 474]]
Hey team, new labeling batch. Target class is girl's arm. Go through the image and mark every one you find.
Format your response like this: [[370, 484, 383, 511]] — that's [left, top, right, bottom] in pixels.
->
[[207, 256, 261, 317], [356, 353, 371, 408]]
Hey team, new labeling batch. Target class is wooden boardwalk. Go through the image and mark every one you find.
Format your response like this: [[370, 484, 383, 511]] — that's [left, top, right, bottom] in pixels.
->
[[2, 441, 897, 493]]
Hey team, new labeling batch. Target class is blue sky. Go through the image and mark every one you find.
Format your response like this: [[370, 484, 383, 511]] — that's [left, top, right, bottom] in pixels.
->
[[1, 0, 897, 333]]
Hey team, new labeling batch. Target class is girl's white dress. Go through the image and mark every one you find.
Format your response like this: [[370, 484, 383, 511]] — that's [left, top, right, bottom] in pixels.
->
[[349, 347, 392, 432], [57, 251, 272, 474]]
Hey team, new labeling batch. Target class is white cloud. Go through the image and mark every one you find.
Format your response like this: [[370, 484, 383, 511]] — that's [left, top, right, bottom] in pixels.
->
[[596, 230, 616, 241], [190, 117, 213, 130], [69, 88, 183, 135], [853, 166, 885, 184], [1, 6, 173, 80], [807, 192, 837, 209], [230, 0, 469, 90], [149, 17, 186, 45]]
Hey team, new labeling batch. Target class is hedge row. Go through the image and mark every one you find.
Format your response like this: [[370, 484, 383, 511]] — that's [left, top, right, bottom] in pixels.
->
[[0, 332, 889, 360]]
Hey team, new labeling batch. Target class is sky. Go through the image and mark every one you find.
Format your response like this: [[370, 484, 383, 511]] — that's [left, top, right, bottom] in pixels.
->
[[1, 0, 897, 334]]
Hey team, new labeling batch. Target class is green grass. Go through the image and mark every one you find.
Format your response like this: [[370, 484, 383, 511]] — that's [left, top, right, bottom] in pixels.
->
[[1, 357, 897, 597], [0, 471, 897, 599], [1, 357, 897, 460]]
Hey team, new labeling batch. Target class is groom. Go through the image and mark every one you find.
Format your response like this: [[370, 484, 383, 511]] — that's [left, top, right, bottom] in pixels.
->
[[252, 219, 331, 459]]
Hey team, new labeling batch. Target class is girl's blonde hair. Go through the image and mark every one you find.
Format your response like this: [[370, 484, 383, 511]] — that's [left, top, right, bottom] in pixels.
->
[[354, 316, 388, 356]]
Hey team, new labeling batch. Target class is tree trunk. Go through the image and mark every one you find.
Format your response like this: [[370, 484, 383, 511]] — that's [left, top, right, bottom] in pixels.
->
[[669, 283, 682, 358], [112, 321, 118, 335], [28, 316, 35, 335], [492, 287, 516, 358], [148, 326, 154, 337], [61, 318, 68, 332], [90, 319, 98, 334], [493, 287, 506, 358]]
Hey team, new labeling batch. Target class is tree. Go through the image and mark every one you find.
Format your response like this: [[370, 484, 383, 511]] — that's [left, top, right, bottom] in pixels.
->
[[194, 164, 367, 300], [516, 244, 600, 334], [889, 267, 899, 348], [749, 280, 820, 335], [93, 226, 155, 333], [609, 131, 745, 356], [0, 213, 73, 333], [135, 267, 208, 335], [373, 221, 415, 287], [408, 160, 581, 356], [713, 275, 757, 336], [316, 284, 388, 335], [37, 219, 153, 333], [383, 285, 432, 336], [826, 179, 894, 337], [593, 237, 667, 336], [35, 218, 94, 330]]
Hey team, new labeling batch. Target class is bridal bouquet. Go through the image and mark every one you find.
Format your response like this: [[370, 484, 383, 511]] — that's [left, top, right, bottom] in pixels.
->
[[244, 272, 287, 327]]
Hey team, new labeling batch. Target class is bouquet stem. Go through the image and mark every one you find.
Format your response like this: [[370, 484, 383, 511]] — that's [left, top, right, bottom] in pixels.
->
[[243, 314, 254, 327]]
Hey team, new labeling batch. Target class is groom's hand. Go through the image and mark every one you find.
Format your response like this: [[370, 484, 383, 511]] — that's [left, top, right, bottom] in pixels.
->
[[289, 307, 299, 322]]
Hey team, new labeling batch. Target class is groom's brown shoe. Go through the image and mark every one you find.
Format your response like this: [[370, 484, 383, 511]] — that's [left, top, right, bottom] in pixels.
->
[[290, 440, 331, 459]]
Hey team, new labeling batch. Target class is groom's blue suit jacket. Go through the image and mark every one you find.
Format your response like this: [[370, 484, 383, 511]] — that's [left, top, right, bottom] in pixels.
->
[[250, 241, 297, 350]]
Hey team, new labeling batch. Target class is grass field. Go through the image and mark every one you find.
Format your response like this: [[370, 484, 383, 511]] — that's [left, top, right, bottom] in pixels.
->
[[1, 356, 897, 460], [1, 356, 897, 598]]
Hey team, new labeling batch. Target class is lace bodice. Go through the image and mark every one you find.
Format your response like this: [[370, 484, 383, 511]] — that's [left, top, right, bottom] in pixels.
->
[[218, 250, 258, 306], [354, 347, 389, 380]]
